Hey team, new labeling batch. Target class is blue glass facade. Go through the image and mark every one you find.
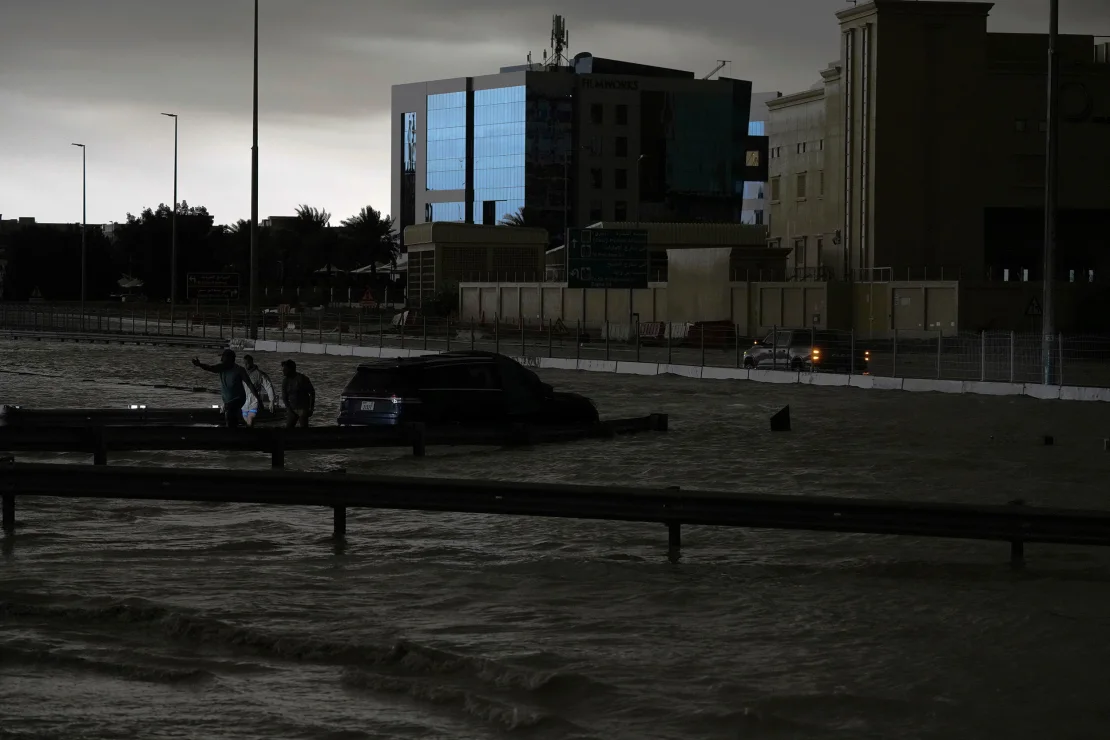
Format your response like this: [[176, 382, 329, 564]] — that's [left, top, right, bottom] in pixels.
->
[[426, 202, 466, 222], [747, 120, 766, 136], [426, 92, 466, 192], [472, 86, 526, 224]]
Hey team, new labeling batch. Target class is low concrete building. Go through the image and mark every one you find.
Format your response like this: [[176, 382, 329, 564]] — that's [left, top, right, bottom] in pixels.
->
[[404, 222, 548, 308]]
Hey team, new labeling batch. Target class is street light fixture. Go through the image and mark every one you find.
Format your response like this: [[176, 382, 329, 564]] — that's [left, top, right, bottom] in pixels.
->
[[161, 113, 178, 328], [1041, 0, 1059, 385], [71, 143, 86, 329]]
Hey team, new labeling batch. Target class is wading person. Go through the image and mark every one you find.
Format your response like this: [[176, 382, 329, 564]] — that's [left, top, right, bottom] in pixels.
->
[[192, 349, 260, 428], [241, 354, 276, 427], [280, 359, 316, 429]]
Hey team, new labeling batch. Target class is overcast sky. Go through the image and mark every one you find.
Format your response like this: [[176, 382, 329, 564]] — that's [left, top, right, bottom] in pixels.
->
[[1, 0, 1105, 227]]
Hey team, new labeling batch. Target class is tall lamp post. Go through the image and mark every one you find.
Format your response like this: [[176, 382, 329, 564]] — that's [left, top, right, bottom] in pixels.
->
[[71, 143, 86, 330], [161, 113, 178, 327], [248, 0, 260, 339], [1041, 0, 1059, 385]]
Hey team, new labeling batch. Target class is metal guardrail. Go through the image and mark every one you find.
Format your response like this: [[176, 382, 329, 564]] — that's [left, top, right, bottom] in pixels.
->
[[0, 415, 668, 468], [3, 459, 1109, 565]]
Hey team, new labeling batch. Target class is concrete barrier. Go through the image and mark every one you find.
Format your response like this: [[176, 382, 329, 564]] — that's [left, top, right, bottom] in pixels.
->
[[963, 381, 1023, 396], [806, 373, 852, 387], [1024, 384, 1062, 401], [902, 378, 966, 395], [578, 359, 618, 373], [247, 341, 1109, 403], [749, 369, 799, 384], [702, 366, 746, 381], [617, 361, 661, 376], [659, 364, 703, 379]]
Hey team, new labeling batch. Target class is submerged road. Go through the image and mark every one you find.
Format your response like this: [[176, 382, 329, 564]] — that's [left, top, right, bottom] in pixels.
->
[[2, 340, 1110, 740]]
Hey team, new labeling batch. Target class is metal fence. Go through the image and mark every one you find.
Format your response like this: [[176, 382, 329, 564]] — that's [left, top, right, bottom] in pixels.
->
[[3, 304, 1109, 389]]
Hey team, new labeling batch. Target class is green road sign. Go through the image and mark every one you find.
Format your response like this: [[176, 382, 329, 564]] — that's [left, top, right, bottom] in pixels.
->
[[566, 228, 649, 289]]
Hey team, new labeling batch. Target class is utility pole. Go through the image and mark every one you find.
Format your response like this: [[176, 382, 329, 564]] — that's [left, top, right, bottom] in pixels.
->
[[161, 113, 178, 326], [1041, 0, 1059, 385], [249, 0, 260, 339], [71, 143, 86, 329]]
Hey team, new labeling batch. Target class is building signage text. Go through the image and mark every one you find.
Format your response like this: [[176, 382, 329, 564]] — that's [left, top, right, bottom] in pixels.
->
[[581, 78, 640, 91]]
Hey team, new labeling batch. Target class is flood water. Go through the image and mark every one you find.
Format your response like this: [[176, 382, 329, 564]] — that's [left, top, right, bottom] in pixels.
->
[[2, 340, 1110, 739]]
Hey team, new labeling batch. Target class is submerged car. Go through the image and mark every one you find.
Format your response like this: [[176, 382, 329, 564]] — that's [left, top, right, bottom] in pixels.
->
[[337, 351, 599, 427]]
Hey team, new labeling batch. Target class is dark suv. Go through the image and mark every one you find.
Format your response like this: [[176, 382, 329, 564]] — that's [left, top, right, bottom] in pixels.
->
[[337, 351, 599, 427]]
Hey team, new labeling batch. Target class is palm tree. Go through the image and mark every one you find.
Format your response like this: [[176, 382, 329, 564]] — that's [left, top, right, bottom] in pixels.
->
[[499, 206, 538, 227], [340, 206, 399, 275], [294, 204, 331, 232]]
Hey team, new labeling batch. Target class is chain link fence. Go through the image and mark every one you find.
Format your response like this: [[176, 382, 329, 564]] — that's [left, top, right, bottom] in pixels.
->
[[4, 304, 1109, 389]]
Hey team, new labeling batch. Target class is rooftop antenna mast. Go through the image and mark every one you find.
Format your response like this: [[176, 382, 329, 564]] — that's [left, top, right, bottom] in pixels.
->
[[550, 14, 569, 67]]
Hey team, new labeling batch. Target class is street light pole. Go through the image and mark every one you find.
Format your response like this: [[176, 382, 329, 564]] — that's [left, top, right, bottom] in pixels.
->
[[1041, 0, 1059, 385], [71, 143, 86, 329], [161, 113, 178, 326], [249, 0, 260, 339]]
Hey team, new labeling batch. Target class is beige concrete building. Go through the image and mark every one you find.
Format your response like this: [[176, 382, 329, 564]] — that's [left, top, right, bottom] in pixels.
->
[[404, 222, 548, 307], [767, 0, 1110, 288]]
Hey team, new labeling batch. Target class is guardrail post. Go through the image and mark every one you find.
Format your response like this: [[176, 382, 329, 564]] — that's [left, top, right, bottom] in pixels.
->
[[424, 314, 429, 351], [271, 430, 285, 469], [548, 318, 553, 358], [667, 322, 672, 365], [318, 312, 324, 344], [520, 318, 526, 356], [379, 311, 384, 348], [494, 315, 500, 355], [636, 319, 641, 363], [357, 312, 362, 346], [410, 422, 426, 457], [576, 320, 581, 365], [605, 321, 610, 361], [445, 316, 451, 352], [337, 314, 343, 345], [333, 506, 347, 538]]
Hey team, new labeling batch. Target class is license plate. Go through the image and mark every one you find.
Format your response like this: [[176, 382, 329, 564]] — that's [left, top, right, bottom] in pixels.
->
[[360, 401, 375, 411]]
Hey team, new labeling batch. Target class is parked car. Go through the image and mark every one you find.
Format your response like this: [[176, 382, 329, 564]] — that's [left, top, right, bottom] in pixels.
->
[[337, 351, 599, 427], [743, 329, 869, 373]]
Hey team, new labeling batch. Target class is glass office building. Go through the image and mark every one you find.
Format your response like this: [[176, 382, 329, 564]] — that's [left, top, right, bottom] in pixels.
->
[[472, 86, 526, 225]]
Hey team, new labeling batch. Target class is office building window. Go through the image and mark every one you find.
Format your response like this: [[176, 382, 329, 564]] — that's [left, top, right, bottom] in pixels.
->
[[615, 136, 628, 157], [748, 121, 766, 136], [794, 237, 807, 271], [614, 201, 628, 221], [472, 85, 526, 224], [615, 168, 628, 189], [797, 142, 806, 154], [589, 200, 603, 221], [818, 139, 824, 151], [742, 181, 764, 200], [796, 172, 808, 199], [590, 103, 603, 124], [745, 150, 761, 167], [770, 176, 781, 202], [425, 202, 466, 222], [1015, 119, 1027, 132], [590, 168, 603, 189], [426, 91, 466, 191], [616, 104, 628, 125], [400, 112, 417, 232]]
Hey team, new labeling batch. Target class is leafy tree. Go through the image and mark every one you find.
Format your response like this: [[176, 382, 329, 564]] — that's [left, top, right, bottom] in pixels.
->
[[339, 206, 399, 274], [110, 201, 218, 300], [1, 222, 114, 301]]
